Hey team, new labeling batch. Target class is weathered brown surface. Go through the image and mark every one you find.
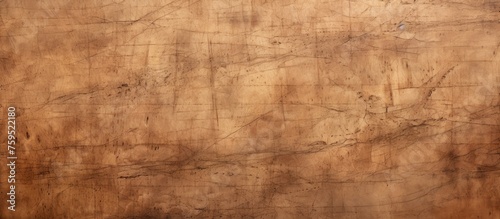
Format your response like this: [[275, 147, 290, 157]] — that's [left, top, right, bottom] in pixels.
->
[[0, 0, 499, 218]]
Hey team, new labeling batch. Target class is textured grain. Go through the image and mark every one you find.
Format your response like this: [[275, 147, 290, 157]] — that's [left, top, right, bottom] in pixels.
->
[[0, 0, 499, 218]]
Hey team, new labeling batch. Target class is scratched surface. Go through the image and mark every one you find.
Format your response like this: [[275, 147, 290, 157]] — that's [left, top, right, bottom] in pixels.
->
[[0, 0, 499, 218]]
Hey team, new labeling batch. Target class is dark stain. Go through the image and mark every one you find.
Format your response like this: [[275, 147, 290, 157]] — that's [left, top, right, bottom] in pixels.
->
[[224, 11, 260, 28], [0, 51, 16, 74], [175, 30, 199, 76], [251, 12, 260, 28], [443, 150, 459, 183], [165, 208, 191, 219], [71, 30, 113, 56], [312, 31, 351, 60], [483, 0, 500, 12]]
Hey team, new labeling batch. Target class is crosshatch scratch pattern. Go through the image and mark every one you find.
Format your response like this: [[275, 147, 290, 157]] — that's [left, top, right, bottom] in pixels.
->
[[0, 0, 499, 218]]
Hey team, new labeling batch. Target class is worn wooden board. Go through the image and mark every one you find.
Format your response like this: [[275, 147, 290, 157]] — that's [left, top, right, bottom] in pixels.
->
[[0, 0, 499, 218]]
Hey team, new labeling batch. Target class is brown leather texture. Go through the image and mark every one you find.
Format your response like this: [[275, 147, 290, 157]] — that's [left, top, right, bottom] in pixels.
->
[[0, 0, 499, 218]]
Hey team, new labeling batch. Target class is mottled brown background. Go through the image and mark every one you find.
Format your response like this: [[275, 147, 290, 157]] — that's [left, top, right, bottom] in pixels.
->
[[0, 0, 499, 218]]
